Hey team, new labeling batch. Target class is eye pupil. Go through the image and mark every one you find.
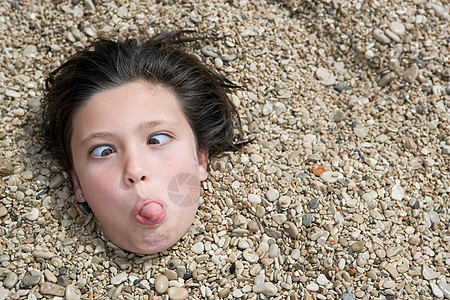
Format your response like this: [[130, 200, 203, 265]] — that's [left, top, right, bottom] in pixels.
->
[[101, 148, 113, 156], [148, 134, 170, 145], [148, 138, 159, 145]]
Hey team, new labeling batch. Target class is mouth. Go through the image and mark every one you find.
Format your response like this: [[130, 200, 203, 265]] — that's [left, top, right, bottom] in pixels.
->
[[134, 198, 166, 228]]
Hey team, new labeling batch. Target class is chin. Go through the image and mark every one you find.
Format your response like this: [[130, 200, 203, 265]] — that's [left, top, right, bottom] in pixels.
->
[[117, 230, 179, 254]]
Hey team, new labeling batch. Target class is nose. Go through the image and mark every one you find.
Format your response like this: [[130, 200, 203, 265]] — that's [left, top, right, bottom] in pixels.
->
[[123, 149, 149, 187]]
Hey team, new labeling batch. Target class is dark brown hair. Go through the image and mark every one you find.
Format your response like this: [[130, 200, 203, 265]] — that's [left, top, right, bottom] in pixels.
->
[[42, 32, 242, 171]]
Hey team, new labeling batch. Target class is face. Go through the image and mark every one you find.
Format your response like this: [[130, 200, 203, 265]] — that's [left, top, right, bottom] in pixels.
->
[[70, 81, 208, 254]]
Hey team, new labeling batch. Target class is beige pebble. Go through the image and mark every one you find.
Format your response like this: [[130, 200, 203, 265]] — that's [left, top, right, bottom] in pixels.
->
[[155, 275, 169, 294], [168, 287, 189, 300]]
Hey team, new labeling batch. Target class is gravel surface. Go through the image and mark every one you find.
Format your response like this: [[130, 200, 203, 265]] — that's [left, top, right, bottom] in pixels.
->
[[0, 0, 449, 299]]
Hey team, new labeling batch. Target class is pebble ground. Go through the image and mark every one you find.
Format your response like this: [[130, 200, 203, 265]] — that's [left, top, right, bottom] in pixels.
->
[[0, 0, 449, 299]]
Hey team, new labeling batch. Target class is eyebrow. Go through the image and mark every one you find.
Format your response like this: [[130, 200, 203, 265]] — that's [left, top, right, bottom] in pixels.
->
[[136, 120, 180, 133], [80, 120, 181, 145]]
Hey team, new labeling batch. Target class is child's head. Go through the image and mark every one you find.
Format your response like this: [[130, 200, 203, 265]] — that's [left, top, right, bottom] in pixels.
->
[[42, 33, 241, 254]]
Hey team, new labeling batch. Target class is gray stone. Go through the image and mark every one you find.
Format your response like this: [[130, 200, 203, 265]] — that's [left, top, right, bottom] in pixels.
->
[[22, 275, 41, 287], [378, 72, 396, 87], [302, 214, 313, 227], [49, 174, 64, 189], [334, 82, 348, 93], [167, 258, 181, 269], [4, 272, 18, 289], [284, 221, 298, 238], [404, 64, 419, 83], [57, 275, 68, 287]]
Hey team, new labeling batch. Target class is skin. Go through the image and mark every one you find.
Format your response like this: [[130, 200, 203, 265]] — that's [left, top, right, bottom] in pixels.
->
[[70, 81, 208, 254]]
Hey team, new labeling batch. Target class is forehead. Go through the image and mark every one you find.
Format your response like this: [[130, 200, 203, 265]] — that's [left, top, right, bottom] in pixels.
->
[[71, 81, 191, 138]]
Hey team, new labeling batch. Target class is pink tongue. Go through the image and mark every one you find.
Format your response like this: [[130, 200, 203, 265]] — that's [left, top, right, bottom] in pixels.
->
[[139, 203, 164, 221]]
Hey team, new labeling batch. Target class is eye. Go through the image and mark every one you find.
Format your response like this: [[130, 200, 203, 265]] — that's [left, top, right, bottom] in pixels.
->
[[90, 145, 115, 158], [147, 133, 171, 145]]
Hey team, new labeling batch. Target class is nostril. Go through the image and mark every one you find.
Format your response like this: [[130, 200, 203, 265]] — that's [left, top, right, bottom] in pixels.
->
[[140, 176, 146, 181], [129, 178, 135, 184]]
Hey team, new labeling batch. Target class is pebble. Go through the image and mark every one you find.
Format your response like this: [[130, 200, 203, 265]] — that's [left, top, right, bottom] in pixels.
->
[[242, 248, 259, 263], [5, 90, 21, 98], [167, 258, 181, 269], [248, 193, 261, 204], [218, 287, 231, 298], [155, 275, 169, 294], [373, 28, 391, 44], [191, 242, 204, 254], [266, 188, 279, 201], [284, 221, 298, 238], [0, 158, 13, 176], [272, 213, 286, 225], [65, 284, 81, 300], [334, 82, 348, 93], [232, 289, 243, 297], [431, 3, 446, 18], [44, 269, 57, 283], [389, 21, 405, 36], [238, 239, 250, 249], [253, 282, 278, 296], [316, 67, 336, 86], [378, 72, 396, 87], [49, 174, 64, 189], [391, 182, 404, 201], [4, 272, 18, 289], [431, 282, 444, 298], [340, 293, 356, 300], [317, 274, 329, 286], [167, 287, 189, 300], [0, 287, 7, 300], [306, 283, 319, 292], [422, 265, 440, 280], [22, 275, 41, 287], [321, 171, 343, 183], [0, 205, 7, 217], [57, 275, 68, 286], [438, 281, 450, 299], [22, 170, 34, 180], [111, 272, 128, 285], [268, 243, 279, 257], [26, 208, 40, 221], [302, 214, 313, 227], [33, 250, 54, 259], [403, 64, 419, 83], [40, 282, 65, 296]]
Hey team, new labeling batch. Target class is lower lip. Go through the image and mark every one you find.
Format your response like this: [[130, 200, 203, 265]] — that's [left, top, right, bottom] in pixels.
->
[[134, 199, 166, 228]]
